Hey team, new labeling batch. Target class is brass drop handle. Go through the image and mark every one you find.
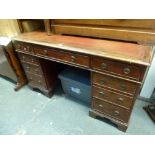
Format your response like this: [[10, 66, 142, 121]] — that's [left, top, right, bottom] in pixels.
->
[[23, 47, 27, 51], [26, 46, 30, 50], [38, 80, 41, 83], [100, 79, 106, 84], [117, 97, 124, 102], [123, 67, 130, 74], [43, 50, 48, 55], [71, 55, 76, 62], [98, 104, 103, 108], [29, 77, 33, 80], [101, 63, 107, 69], [114, 110, 120, 116], [99, 91, 105, 96]]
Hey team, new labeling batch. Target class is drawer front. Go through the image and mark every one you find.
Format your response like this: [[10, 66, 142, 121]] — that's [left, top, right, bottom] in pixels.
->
[[92, 98, 130, 122], [14, 41, 33, 53], [91, 57, 144, 81], [34, 47, 90, 68], [93, 86, 133, 109], [18, 53, 39, 65], [26, 72, 47, 89], [92, 72, 139, 96], [22, 63, 42, 75]]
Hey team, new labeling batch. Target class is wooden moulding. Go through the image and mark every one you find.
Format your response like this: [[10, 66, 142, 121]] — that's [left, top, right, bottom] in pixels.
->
[[89, 109, 128, 132]]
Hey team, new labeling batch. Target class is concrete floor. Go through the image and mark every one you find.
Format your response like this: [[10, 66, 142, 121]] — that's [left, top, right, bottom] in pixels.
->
[[0, 77, 154, 135]]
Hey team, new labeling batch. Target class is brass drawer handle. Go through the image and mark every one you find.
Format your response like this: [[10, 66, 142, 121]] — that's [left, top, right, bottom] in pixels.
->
[[98, 104, 103, 108], [29, 77, 33, 80], [23, 47, 26, 50], [70, 55, 76, 62], [101, 63, 107, 70], [123, 67, 130, 74], [38, 80, 41, 83], [99, 91, 105, 96], [100, 79, 106, 84], [26, 46, 30, 50], [114, 110, 120, 116], [117, 97, 124, 102]]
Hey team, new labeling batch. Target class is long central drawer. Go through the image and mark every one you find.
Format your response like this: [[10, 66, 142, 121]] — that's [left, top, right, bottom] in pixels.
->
[[33, 46, 90, 68]]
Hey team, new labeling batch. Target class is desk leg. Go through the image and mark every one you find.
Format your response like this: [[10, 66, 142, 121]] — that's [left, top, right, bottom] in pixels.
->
[[89, 109, 128, 132]]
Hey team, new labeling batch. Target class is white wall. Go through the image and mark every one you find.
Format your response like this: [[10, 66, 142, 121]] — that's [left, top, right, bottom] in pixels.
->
[[140, 50, 155, 98]]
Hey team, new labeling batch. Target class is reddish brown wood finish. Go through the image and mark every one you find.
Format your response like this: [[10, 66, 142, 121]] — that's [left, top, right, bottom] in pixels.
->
[[17, 52, 39, 65], [93, 86, 133, 109], [92, 98, 130, 123], [33, 46, 90, 68], [13, 31, 153, 132], [91, 56, 146, 82], [92, 72, 139, 96], [13, 32, 153, 66], [17, 52, 59, 98]]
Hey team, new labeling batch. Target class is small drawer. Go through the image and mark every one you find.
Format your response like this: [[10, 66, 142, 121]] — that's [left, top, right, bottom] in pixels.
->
[[93, 86, 133, 109], [22, 63, 42, 75], [26, 73, 47, 89], [92, 72, 139, 96], [92, 98, 130, 122], [18, 53, 39, 65], [91, 56, 145, 81], [34, 46, 90, 68], [14, 41, 33, 53]]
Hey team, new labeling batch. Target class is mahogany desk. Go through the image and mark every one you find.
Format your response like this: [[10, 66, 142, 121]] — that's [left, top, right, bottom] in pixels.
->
[[13, 31, 154, 131]]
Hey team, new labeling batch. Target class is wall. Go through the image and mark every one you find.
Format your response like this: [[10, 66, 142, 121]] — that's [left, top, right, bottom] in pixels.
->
[[0, 19, 20, 37], [140, 50, 155, 99]]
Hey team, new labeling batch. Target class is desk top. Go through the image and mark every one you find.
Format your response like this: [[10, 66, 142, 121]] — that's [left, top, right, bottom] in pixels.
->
[[13, 31, 154, 66]]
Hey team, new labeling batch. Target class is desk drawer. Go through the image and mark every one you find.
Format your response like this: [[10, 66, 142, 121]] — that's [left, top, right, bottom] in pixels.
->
[[18, 53, 39, 65], [92, 72, 139, 96], [92, 98, 130, 122], [26, 72, 47, 89], [14, 41, 33, 53], [22, 63, 42, 75], [34, 47, 90, 68], [93, 86, 133, 109], [91, 56, 144, 81]]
